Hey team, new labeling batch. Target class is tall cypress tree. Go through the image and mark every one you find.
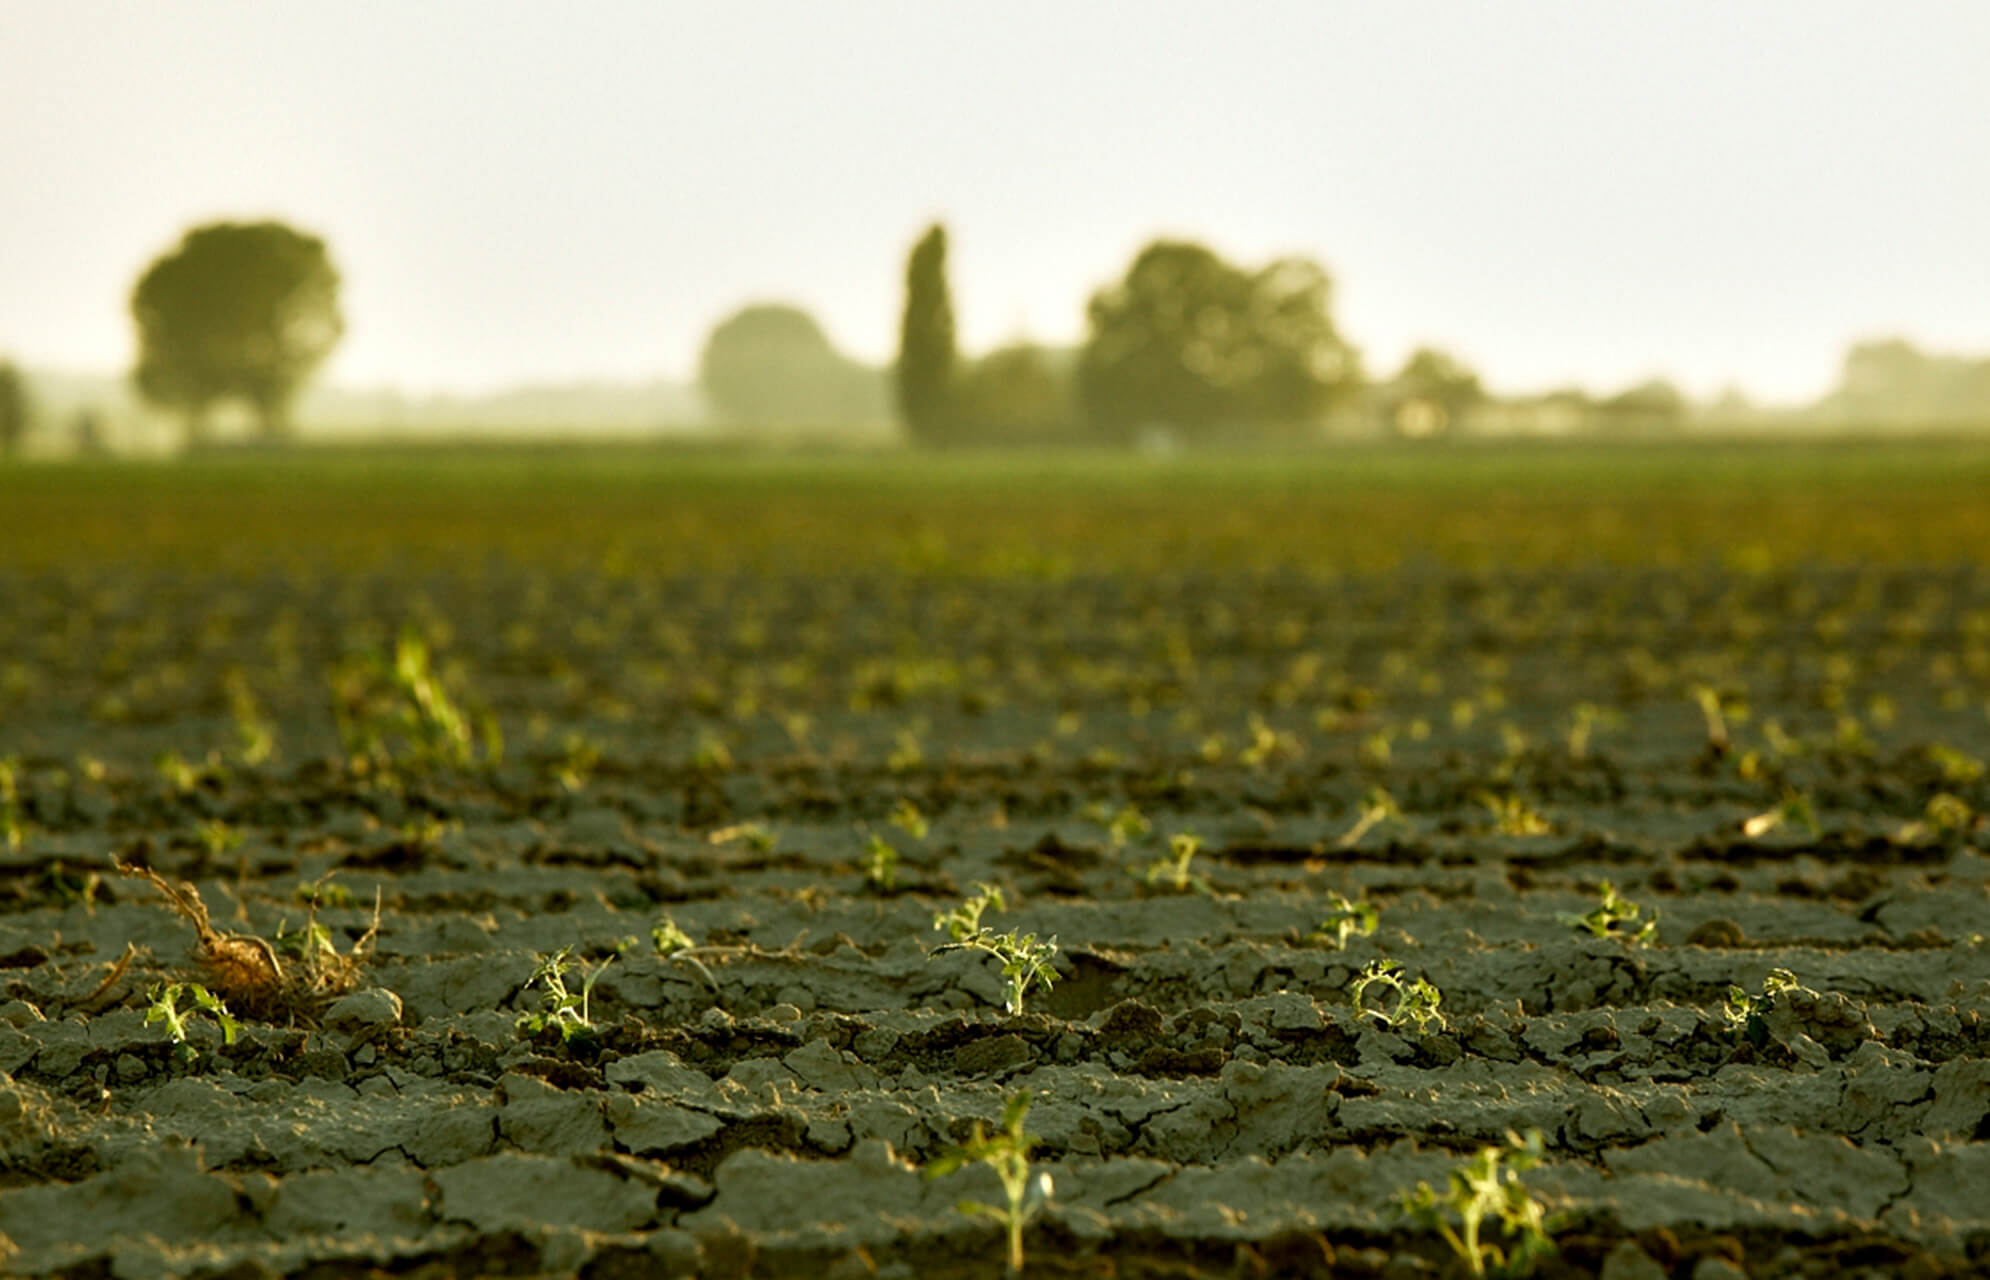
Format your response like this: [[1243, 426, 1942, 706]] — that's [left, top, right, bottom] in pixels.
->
[[896, 223, 956, 444]]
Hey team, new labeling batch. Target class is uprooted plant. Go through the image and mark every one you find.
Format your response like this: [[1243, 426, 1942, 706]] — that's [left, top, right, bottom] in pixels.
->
[[924, 1091, 1055, 1278], [116, 860, 378, 1022], [1396, 1129, 1556, 1278], [1349, 959, 1446, 1035]]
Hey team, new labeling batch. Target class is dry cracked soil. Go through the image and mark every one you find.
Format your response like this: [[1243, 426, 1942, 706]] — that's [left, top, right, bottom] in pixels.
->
[[2, 541, 1988, 1279]]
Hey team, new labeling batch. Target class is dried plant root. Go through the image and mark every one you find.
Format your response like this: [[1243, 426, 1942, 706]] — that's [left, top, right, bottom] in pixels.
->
[[114, 859, 374, 1023]]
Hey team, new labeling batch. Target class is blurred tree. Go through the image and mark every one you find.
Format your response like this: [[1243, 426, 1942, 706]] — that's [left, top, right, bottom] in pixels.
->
[[130, 220, 343, 444], [1829, 338, 1990, 424], [0, 361, 28, 458], [952, 342, 1078, 443], [1381, 347, 1483, 437], [699, 303, 887, 431], [1077, 241, 1358, 442], [896, 223, 957, 444], [1595, 379, 1687, 434]]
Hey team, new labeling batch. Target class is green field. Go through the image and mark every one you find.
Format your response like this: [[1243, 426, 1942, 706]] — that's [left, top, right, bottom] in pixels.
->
[[7, 435, 1990, 573]]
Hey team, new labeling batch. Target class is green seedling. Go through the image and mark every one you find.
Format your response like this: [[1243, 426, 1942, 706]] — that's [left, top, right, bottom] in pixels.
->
[[862, 833, 901, 891], [924, 1091, 1054, 1278], [886, 726, 925, 774], [1478, 791, 1552, 837], [1565, 703, 1599, 761], [194, 818, 244, 860], [1927, 744, 1985, 785], [707, 822, 777, 853], [1557, 881, 1657, 946], [1339, 785, 1403, 848], [274, 917, 338, 964], [1144, 832, 1212, 895], [651, 918, 695, 955], [932, 923, 1060, 1016], [1104, 803, 1152, 850], [1349, 959, 1446, 1035], [145, 981, 241, 1058], [0, 756, 21, 851], [1900, 791, 1976, 845], [224, 670, 276, 767], [689, 727, 733, 773], [888, 797, 930, 841], [330, 627, 495, 775], [1722, 967, 1806, 1043], [1742, 789, 1819, 839], [1691, 683, 1732, 757], [517, 946, 612, 1043], [155, 749, 225, 794], [551, 731, 601, 791], [934, 884, 1006, 943], [1311, 892, 1380, 949], [1239, 712, 1296, 768], [1396, 1129, 1555, 1278], [294, 877, 358, 910]]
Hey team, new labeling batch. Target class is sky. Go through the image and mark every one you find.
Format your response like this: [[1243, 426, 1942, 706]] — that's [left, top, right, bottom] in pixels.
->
[[3, 1, 1987, 403]]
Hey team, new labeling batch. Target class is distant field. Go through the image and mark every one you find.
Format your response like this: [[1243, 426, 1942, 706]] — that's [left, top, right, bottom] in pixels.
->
[[5, 434, 1990, 571]]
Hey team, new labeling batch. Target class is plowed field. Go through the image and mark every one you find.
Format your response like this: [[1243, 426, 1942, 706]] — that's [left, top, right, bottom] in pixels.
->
[[1, 442, 1987, 1279]]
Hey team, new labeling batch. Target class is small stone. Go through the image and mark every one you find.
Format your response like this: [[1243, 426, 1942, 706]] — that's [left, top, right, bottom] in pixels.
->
[[1692, 1259, 1748, 1280], [0, 1001, 44, 1028], [1686, 918, 1747, 947], [324, 988, 403, 1032], [764, 1003, 803, 1023], [1600, 1241, 1668, 1280], [954, 1034, 1035, 1077]]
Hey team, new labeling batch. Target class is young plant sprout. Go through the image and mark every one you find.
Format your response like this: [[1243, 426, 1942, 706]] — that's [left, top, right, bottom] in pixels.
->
[[862, 833, 901, 891], [224, 670, 276, 767], [707, 821, 777, 853], [934, 883, 1006, 942], [1691, 683, 1732, 758], [1104, 804, 1151, 851], [517, 946, 612, 1043], [194, 818, 244, 860], [1565, 702, 1599, 761], [931, 894, 1059, 1015], [1557, 881, 1657, 946], [1144, 832, 1212, 895], [0, 756, 20, 851], [651, 918, 695, 955], [1349, 959, 1446, 1035], [888, 797, 930, 841], [1311, 892, 1380, 949], [1723, 967, 1805, 1039], [1478, 790, 1553, 837], [689, 727, 733, 773], [330, 627, 490, 775], [1742, 789, 1819, 839], [924, 1091, 1054, 1278], [1900, 792, 1976, 845], [145, 982, 241, 1059], [1396, 1129, 1555, 1278], [1338, 785, 1402, 848]]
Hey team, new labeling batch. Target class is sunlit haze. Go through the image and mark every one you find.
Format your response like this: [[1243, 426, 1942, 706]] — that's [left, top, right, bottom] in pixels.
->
[[5, 1, 1987, 402]]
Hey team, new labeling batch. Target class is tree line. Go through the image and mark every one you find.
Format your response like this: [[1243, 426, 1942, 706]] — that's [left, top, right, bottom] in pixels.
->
[[3, 215, 1982, 456]]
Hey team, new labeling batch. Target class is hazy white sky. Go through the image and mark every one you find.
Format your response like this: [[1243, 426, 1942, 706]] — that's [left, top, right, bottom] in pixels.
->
[[3, 1, 1986, 401]]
